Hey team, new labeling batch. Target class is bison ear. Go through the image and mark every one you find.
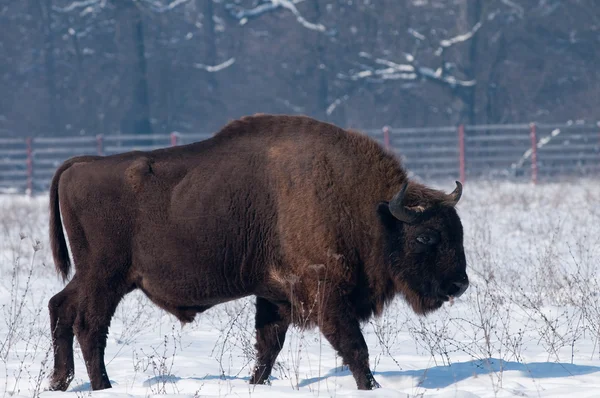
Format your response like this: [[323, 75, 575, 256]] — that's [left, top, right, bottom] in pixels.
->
[[377, 201, 398, 230]]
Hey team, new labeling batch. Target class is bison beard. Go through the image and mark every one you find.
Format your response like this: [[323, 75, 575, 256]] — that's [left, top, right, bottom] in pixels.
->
[[47, 114, 469, 391]]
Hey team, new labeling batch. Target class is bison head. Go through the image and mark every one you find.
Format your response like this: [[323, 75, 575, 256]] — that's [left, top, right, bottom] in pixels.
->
[[377, 181, 468, 315]]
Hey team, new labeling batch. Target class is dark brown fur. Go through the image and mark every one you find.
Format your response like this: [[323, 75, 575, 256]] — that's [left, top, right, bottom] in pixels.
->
[[48, 114, 468, 391]]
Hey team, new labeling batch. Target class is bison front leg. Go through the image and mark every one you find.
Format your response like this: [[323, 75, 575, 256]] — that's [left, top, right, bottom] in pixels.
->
[[319, 295, 380, 390], [250, 297, 290, 385]]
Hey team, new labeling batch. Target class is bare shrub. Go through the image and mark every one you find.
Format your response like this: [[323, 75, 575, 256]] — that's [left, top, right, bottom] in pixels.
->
[[133, 324, 181, 395], [0, 236, 49, 397]]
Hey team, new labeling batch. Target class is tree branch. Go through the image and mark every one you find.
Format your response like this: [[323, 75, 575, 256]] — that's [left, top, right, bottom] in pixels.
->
[[52, 0, 104, 13], [226, 0, 335, 35], [435, 21, 482, 56], [338, 52, 475, 89], [138, 0, 192, 13], [326, 94, 349, 116], [54, 0, 192, 14], [193, 57, 235, 73], [339, 22, 482, 94], [500, 0, 524, 19]]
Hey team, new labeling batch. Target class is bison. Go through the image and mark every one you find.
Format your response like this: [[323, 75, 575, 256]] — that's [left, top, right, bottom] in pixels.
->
[[47, 114, 468, 391]]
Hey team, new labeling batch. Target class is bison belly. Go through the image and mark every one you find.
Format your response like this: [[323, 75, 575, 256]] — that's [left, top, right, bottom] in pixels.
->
[[128, 166, 277, 321]]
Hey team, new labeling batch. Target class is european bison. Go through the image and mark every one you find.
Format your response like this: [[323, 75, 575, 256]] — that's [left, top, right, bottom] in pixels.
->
[[48, 114, 468, 391]]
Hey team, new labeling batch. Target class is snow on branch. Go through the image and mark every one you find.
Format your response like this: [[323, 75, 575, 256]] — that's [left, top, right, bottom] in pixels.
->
[[139, 0, 192, 13], [226, 0, 280, 21], [54, 0, 191, 14], [226, 0, 334, 35], [500, 0, 524, 19], [435, 22, 482, 56], [52, 0, 104, 13], [339, 22, 482, 92], [193, 57, 235, 73], [338, 52, 475, 89], [408, 28, 426, 41], [326, 95, 349, 116], [510, 128, 560, 174]]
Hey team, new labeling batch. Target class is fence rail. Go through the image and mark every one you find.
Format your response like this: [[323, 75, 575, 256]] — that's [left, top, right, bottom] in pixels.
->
[[1, 123, 599, 194]]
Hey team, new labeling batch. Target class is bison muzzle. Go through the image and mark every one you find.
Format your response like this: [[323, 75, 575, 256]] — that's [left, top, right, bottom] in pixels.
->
[[47, 114, 469, 391]]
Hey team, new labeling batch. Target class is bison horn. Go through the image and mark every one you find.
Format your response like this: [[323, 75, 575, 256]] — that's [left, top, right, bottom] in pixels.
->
[[389, 182, 421, 223], [447, 181, 463, 206]]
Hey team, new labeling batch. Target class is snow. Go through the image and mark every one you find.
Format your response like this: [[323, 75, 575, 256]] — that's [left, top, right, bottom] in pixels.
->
[[436, 22, 483, 55], [1, 179, 600, 397], [52, 0, 102, 14], [193, 58, 236, 73], [226, 0, 333, 34], [343, 52, 474, 87]]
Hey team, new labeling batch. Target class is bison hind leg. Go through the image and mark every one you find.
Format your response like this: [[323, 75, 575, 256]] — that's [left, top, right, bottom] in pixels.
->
[[48, 278, 79, 391], [73, 283, 128, 391]]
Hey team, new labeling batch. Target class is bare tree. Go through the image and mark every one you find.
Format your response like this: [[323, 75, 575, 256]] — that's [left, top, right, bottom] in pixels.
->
[[337, 19, 482, 124], [114, 0, 152, 136], [2, 0, 599, 139], [51, 0, 236, 136], [32, 0, 61, 134]]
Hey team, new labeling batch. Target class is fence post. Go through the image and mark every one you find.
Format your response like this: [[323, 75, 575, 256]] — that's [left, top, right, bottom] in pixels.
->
[[530, 122, 538, 185], [96, 134, 104, 155], [382, 126, 390, 150], [26, 137, 33, 196], [458, 124, 466, 185], [170, 132, 179, 146]]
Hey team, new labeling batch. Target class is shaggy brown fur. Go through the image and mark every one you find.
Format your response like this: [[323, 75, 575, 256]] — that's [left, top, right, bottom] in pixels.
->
[[48, 114, 469, 391]]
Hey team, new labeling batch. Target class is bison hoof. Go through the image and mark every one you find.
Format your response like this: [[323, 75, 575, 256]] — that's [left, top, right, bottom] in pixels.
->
[[249, 376, 271, 385], [48, 372, 74, 391], [250, 365, 273, 385], [359, 374, 381, 390]]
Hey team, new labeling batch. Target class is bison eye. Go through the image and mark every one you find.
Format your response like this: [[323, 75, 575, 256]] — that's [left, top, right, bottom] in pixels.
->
[[416, 234, 438, 246]]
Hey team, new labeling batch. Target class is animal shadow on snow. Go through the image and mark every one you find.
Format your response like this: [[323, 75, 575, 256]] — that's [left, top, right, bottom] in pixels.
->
[[299, 359, 600, 389], [71, 374, 256, 391], [143, 374, 252, 387], [71, 380, 114, 392]]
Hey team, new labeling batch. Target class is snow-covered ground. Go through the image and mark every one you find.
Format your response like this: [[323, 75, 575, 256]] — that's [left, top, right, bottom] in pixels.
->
[[1, 179, 600, 397]]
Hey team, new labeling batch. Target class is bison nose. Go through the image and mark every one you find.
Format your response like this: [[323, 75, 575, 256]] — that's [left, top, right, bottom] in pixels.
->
[[446, 274, 469, 298], [451, 280, 469, 298]]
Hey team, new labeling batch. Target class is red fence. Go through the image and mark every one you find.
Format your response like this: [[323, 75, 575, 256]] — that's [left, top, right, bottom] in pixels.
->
[[366, 122, 600, 183], [1, 122, 599, 194]]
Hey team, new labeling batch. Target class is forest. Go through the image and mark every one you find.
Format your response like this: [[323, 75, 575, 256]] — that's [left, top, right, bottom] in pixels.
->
[[1, 0, 598, 138]]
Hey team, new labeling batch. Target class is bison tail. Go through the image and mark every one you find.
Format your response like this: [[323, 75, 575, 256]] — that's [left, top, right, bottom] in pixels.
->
[[49, 160, 73, 281]]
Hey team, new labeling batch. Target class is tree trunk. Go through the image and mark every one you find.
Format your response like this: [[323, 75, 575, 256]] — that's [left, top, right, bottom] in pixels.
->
[[155, 17, 172, 134], [456, 0, 482, 125], [33, 0, 61, 135], [202, 0, 218, 92], [114, 1, 152, 137], [310, 0, 328, 120]]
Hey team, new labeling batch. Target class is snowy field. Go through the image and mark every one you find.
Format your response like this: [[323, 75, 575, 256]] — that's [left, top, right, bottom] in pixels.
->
[[2, 179, 600, 397]]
